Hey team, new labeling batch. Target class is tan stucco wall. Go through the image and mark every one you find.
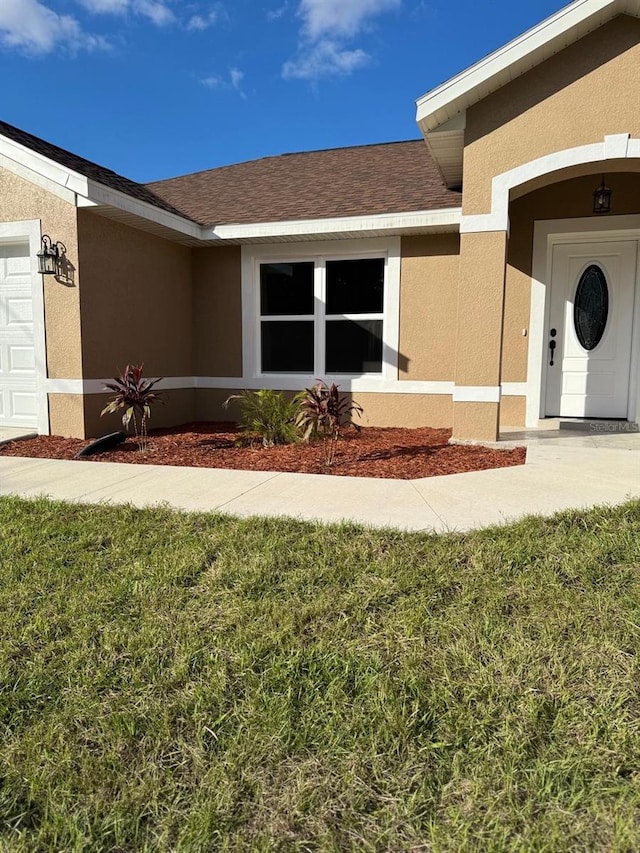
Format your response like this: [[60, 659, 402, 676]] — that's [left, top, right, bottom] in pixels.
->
[[192, 246, 243, 377], [453, 402, 499, 442], [499, 396, 526, 428], [0, 167, 81, 381], [464, 15, 640, 215], [77, 211, 193, 380], [195, 388, 239, 423], [195, 388, 454, 429], [48, 394, 85, 438], [454, 230, 507, 388], [399, 234, 459, 381], [84, 389, 196, 438], [357, 392, 453, 428]]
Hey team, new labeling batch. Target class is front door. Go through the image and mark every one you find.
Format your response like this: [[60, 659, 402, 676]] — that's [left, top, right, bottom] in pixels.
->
[[545, 241, 638, 418]]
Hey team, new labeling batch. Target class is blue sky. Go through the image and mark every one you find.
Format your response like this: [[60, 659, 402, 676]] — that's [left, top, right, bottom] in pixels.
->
[[1, 0, 563, 182]]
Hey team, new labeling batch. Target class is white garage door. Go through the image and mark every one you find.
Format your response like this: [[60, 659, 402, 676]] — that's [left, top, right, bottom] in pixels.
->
[[0, 243, 38, 428]]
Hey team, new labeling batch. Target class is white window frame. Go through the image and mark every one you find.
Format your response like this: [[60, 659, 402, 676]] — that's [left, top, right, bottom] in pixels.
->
[[241, 237, 401, 389]]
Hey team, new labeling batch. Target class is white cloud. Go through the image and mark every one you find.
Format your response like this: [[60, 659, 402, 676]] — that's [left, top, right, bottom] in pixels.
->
[[77, 0, 129, 11], [187, 9, 219, 31], [229, 66, 247, 99], [0, 0, 106, 54], [76, 0, 175, 25], [200, 67, 246, 98], [134, 0, 175, 25], [267, 3, 288, 21], [297, 0, 400, 40], [229, 67, 244, 90], [283, 0, 400, 80], [282, 40, 368, 79]]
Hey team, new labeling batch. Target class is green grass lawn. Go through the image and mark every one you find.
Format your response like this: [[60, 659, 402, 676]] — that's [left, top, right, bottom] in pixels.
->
[[1, 496, 640, 852]]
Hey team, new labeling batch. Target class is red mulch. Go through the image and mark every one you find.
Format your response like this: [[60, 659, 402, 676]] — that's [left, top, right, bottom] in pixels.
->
[[0, 422, 526, 479]]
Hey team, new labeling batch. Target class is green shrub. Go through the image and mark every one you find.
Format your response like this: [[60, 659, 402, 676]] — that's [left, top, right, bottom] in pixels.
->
[[223, 389, 302, 446]]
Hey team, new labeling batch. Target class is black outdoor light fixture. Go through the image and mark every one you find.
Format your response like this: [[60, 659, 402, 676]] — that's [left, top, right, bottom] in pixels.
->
[[593, 175, 612, 214], [37, 234, 66, 276]]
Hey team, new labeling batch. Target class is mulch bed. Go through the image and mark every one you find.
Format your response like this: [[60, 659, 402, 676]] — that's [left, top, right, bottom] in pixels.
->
[[0, 422, 526, 480]]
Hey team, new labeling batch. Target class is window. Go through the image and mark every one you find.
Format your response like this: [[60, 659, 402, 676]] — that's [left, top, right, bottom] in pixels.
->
[[242, 239, 400, 385], [260, 262, 315, 373], [573, 264, 609, 351], [258, 256, 386, 375]]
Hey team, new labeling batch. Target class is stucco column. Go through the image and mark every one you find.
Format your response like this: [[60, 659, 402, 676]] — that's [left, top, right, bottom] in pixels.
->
[[452, 230, 507, 442]]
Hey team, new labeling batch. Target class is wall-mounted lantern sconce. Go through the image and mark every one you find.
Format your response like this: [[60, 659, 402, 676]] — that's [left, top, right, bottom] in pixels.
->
[[593, 176, 612, 214], [37, 235, 67, 276]]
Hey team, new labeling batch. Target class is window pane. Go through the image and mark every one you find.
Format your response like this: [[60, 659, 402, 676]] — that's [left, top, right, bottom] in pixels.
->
[[574, 264, 608, 351], [326, 258, 384, 315], [260, 262, 314, 316], [261, 321, 314, 372], [325, 319, 383, 373]]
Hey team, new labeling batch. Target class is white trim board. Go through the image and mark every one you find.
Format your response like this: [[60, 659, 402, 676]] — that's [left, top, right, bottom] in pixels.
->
[[48, 377, 455, 395], [208, 209, 462, 243], [0, 220, 49, 435], [501, 382, 527, 397], [528, 215, 640, 427], [453, 386, 501, 404], [46, 376, 527, 397], [0, 151, 78, 206]]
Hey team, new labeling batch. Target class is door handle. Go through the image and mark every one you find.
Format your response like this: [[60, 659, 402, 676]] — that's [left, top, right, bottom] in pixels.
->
[[549, 328, 557, 366]]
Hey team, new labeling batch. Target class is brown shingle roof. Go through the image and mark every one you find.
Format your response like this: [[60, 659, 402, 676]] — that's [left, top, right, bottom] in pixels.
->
[[1, 122, 460, 228], [146, 140, 461, 226], [0, 119, 192, 221]]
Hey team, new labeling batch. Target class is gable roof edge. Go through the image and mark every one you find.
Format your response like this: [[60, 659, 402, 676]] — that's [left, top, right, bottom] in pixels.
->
[[416, 0, 626, 132], [415, 0, 637, 185], [0, 133, 89, 200]]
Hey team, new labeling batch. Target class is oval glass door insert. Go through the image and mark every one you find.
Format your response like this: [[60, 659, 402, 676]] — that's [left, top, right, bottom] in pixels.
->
[[574, 264, 609, 351]]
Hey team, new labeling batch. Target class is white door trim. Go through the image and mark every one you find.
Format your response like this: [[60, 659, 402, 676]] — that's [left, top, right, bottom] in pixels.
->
[[0, 220, 49, 435], [528, 215, 640, 427]]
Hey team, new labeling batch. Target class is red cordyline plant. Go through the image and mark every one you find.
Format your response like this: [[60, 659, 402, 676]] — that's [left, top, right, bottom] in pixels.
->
[[101, 364, 163, 452], [296, 380, 363, 467]]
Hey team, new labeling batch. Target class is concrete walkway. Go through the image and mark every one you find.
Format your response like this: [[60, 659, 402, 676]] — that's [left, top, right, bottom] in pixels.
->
[[0, 428, 638, 531]]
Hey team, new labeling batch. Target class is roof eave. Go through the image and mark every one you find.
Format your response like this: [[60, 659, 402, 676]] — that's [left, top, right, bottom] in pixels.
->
[[203, 208, 462, 244], [0, 128, 204, 244], [415, 0, 631, 186], [0, 128, 462, 244]]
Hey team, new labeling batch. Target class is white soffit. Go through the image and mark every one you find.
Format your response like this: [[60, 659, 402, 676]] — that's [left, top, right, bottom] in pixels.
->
[[205, 208, 462, 244], [416, 0, 639, 186]]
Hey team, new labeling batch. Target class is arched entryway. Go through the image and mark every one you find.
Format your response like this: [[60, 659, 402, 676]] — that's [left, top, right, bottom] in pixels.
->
[[458, 135, 640, 434]]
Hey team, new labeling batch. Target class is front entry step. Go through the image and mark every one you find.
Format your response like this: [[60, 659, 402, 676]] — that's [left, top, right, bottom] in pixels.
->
[[558, 418, 638, 434]]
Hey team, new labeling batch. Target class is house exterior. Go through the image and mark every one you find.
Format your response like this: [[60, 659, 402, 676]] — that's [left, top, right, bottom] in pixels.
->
[[1, 0, 640, 442]]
